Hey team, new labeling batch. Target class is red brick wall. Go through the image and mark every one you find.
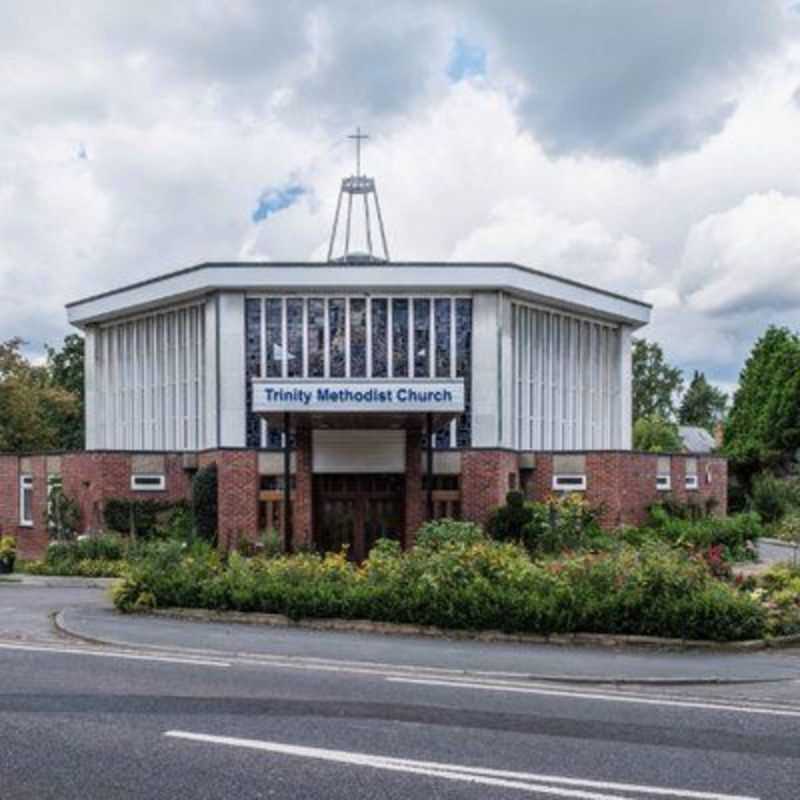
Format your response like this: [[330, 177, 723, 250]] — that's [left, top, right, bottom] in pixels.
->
[[215, 450, 259, 552], [461, 450, 520, 529], [404, 429, 425, 547], [0, 455, 19, 541], [294, 429, 313, 551]]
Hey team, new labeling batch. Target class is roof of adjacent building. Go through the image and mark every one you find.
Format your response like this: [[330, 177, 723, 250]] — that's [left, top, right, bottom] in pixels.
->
[[66, 260, 652, 328], [678, 425, 717, 453]]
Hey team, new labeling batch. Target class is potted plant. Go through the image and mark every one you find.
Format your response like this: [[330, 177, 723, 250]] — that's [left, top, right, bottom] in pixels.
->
[[0, 536, 16, 574]]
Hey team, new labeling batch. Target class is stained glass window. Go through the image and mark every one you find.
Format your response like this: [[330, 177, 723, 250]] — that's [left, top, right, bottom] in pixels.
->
[[371, 298, 388, 377], [287, 298, 304, 378], [329, 298, 346, 377], [245, 299, 262, 448], [307, 299, 325, 378], [455, 298, 472, 447], [265, 298, 283, 378], [434, 298, 451, 378], [391, 299, 409, 377], [350, 298, 367, 377], [413, 299, 430, 378]]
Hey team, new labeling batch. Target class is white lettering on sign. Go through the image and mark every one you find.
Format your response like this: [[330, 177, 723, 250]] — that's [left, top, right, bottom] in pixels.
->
[[252, 380, 465, 414]]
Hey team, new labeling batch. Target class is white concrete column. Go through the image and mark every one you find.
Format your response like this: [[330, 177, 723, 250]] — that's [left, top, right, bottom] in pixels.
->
[[84, 326, 97, 449], [470, 291, 500, 447], [203, 297, 219, 448], [498, 293, 514, 448], [217, 292, 247, 447], [617, 325, 633, 449]]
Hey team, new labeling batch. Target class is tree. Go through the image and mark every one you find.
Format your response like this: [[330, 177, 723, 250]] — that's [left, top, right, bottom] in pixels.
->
[[678, 370, 727, 433], [632, 338, 684, 422], [0, 338, 79, 451], [46, 334, 85, 450], [633, 415, 683, 453], [724, 326, 800, 476]]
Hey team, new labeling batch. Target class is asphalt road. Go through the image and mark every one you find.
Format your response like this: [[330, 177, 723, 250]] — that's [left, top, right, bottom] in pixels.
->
[[2, 584, 800, 799]]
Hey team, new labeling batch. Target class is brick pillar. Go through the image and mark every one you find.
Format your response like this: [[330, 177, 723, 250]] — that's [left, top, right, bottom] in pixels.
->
[[217, 450, 259, 552], [404, 429, 425, 548], [293, 427, 313, 551], [0, 456, 19, 539], [461, 450, 519, 529]]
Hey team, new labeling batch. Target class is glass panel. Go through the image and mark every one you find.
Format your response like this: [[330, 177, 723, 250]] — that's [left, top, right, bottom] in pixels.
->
[[413, 298, 431, 378], [370, 298, 388, 378], [265, 298, 283, 378], [245, 298, 262, 448], [307, 298, 325, 378], [328, 298, 346, 377], [455, 298, 472, 447], [349, 298, 367, 377], [287, 298, 304, 378], [391, 299, 409, 377], [434, 298, 451, 378]]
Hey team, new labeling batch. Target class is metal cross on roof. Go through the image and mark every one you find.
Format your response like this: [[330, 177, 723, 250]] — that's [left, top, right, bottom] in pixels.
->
[[348, 127, 368, 177]]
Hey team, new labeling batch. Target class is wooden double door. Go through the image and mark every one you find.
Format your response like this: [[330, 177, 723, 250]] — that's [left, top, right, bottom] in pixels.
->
[[313, 474, 405, 561]]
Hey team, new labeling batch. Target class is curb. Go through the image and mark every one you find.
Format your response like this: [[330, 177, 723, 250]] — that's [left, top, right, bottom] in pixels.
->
[[131, 607, 800, 653], [760, 538, 800, 550], [52, 609, 793, 687], [10, 575, 117, 589]]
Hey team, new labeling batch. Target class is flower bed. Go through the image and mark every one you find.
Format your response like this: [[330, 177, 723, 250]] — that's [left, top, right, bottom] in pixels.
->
[[111, 524, 768, 642]]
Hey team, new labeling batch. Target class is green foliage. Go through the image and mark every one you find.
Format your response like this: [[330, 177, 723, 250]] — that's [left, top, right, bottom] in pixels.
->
[[415, 518, 486, 550], [488, 493, 607, 554], [111, 536, 767, 641], [633, 415, 683, 452], [45, 334, 85, 450], [678, 371, 727, 433], [192, 464, 218, 544], [103, 498, 176, 538], [260, 529, 284, 558], [753, 564, 800, 636], [748, 472, 800, 524], [724, 326, 800, 475], [632, 338, 684, 422], [22, 534, 126, 577], [644, 505, 761, 562], [47, 487, 82, 541], [0, 536, 16, 572], [0, 338, 80, 452]]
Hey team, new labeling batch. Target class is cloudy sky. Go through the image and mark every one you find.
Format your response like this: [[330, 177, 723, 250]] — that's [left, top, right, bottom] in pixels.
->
[[2, 1, 800, 391]]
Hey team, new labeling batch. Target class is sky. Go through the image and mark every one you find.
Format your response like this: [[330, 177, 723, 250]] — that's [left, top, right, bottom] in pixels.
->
[[2, 1, 800, 394]]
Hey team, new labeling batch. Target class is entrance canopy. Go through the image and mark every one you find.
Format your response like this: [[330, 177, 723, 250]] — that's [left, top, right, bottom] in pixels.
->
[[251, 378, 465, 429]]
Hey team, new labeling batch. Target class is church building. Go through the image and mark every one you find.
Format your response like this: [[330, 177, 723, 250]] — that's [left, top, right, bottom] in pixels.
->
[[0, 135, 727, 559]]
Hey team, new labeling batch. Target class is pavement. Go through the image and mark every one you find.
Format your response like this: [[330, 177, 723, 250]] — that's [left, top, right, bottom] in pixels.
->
[[2, 583, 800, 798]]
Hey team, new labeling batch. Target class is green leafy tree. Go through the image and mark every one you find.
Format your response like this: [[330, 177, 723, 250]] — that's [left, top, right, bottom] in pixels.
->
[[724, 326, 800, 476], [678, 371, 727, 433], [633, 415, 683, 453], [0, 338, 79, 451], [45, 334, 85, 450], [632, 338, 684, 422]]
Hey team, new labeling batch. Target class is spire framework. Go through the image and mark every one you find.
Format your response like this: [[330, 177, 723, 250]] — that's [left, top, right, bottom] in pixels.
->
[[327, 128, 390, 264]]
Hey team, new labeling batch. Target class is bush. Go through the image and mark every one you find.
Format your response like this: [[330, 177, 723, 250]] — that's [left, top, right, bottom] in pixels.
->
[[488, 493, 608, 554], [645, 505, 761, 561], [104, 498, 174, 538], [0, 536, 16, 573], [749, 473, 800, 524], [20, 534, 126, 578], [112, 534, 767, 641], [192, 464, 218, 544], [415, 519, 485, 550], [47, 488, 82, 541]]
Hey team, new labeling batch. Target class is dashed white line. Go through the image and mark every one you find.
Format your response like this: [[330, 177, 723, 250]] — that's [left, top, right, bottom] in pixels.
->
[[164, 730, 759, 800]]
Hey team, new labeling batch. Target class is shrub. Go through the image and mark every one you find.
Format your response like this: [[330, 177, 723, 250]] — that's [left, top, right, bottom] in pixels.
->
[[749, 473, 800, 524], [47, 488, 82, 541], [192, 464, 218, 544], [104, 498, 173, 538], [488, 493, 608, 554], [645, 506, 761, 561], [112, 534, 767, 641], [415, 519, 485, 550], [0, 536, 16, 573]]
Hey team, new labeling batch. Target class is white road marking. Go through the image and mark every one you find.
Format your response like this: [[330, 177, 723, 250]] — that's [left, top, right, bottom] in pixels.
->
[[0, 641, 230, 667], [164, 731, 759, 800], [387, 676, 800, 718]]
